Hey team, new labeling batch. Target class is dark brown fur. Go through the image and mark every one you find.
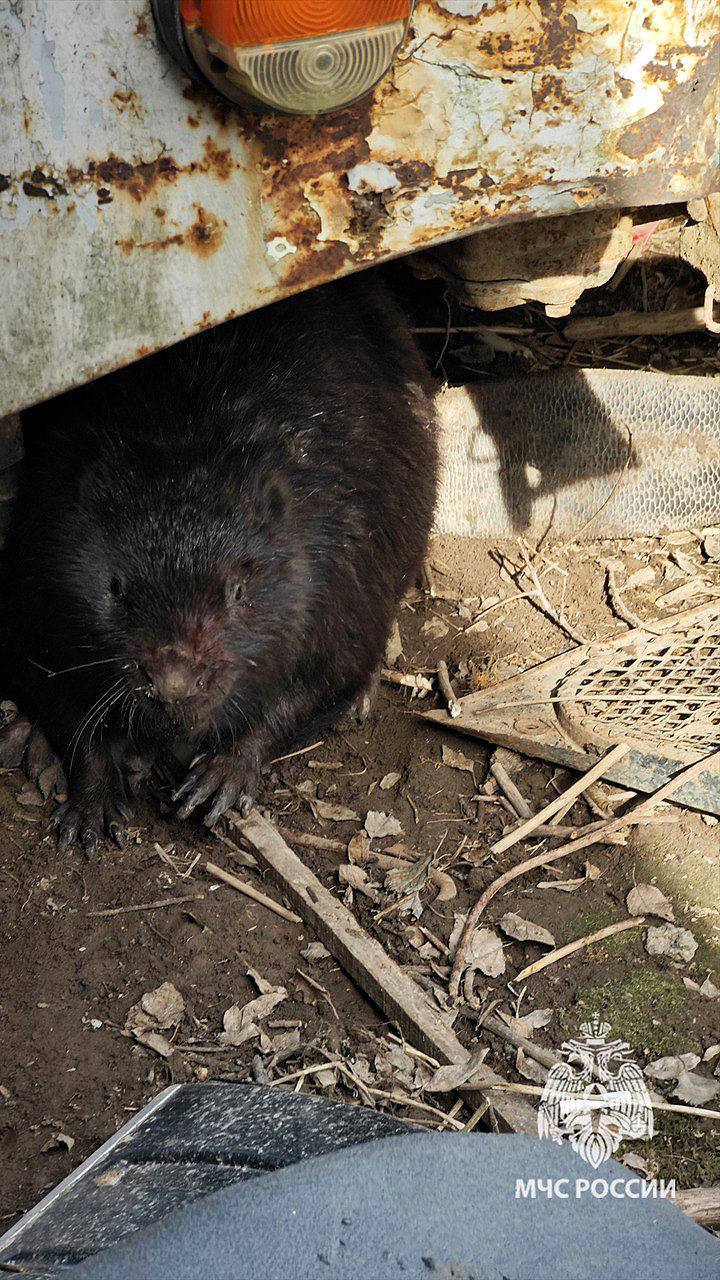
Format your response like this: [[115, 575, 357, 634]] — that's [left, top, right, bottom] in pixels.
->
[[1, 273, 438, 851]]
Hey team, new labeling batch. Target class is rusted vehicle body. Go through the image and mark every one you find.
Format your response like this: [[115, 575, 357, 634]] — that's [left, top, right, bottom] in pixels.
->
[[1, 0, 718, 415]]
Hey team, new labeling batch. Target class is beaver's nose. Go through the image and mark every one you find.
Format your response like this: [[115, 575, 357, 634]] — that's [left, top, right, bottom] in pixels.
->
[[145, 654, 203, 705]]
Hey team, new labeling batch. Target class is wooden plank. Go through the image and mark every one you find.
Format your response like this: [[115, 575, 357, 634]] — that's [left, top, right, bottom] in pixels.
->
[[674, 1186, 720, 1230], [227, 809, 537, 1135]]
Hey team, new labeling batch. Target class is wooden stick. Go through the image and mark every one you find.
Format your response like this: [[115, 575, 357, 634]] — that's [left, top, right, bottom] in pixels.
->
[[675, 1186, 720, 1230], [87, 894, 203, 918], [514, 918, 644, 983], [491, 744, 630, 855], [437, 660, 462, 718], [205, 860, 301, 924], [381, 668, 434, 694], [276, 826, 346, 854], [490, 757, 533, 820], [227, 809, 537, 1134], [463, 1079, 720, 1123], [605, 563, 664, 636], [269, 1061, 343, 1087], [565, 304, 714, 341], [483, 1015, 559, 1070], [269, 740, 324, 765], [365, 1086, 466, 1129], [449, 749, 720, 998]]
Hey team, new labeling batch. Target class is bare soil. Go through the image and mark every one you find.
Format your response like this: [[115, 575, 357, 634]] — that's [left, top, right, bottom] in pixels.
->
[[1, 531, 718, 1230]]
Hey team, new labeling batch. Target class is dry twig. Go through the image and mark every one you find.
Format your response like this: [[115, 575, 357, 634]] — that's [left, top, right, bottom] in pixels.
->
[[449, 749, 720, 998], [206, 860, 301, 924], [604, 563, 664, 635], [437, 660, 462, 718], [491, 744, 629, 856], [514, 917, 644, 983], [87, 894, 203, 918]]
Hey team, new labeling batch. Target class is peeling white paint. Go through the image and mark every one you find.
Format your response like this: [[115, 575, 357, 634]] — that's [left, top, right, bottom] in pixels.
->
[[266, 236, 297, 262], [437, 0, 495, 15], [346, 161, 399, 194]]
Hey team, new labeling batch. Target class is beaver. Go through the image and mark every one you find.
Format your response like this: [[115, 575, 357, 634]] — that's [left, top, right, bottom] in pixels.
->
[[1, 272, 438, 853]]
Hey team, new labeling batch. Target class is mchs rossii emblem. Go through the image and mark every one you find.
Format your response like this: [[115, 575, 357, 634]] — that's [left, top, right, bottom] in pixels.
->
[[538, 1013, 654, 1169]]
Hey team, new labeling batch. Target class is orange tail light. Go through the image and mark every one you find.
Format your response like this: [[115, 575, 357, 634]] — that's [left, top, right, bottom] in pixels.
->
[[174, 0, 413, 114]]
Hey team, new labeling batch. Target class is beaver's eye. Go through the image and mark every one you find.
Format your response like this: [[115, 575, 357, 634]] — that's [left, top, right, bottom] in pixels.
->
[[109, 576, 124, 600], [225, 564, 254, 609], [225, 577, 247, 608]]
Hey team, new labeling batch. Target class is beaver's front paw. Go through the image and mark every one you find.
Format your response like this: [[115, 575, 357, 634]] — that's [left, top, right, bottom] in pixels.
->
[[50, 778, 132, 855], [173, 754, 256, 827]]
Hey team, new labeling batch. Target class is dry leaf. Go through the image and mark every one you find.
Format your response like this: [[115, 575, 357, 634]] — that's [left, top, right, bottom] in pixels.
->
[[625, 566, 656, 589], [141, 982, 185, 1028], [702, 530, 720, 561], [300, 942, 330, 963], [626, 884, 674, 922], [645, 1053, 700, 1080], [364, 811, 403, 840], [645, 923, 698, 963], [430, 869, 457, 901], [670, 550, 697, 576], [500, 913, 555, 948], [700, 975, 720, 999], [347, 831, 371, 863], [247, 968, 276, 995], [133, 1029, 175, 1059], [622, 1152, 650, 1176], [425, 1049, 489, 1093], [515, 1048, 547, 1084], [219, 986, 287, 1046], [671, 1071, 719, 1105], [313, 799, 359, 823], [441, 745, 475, 776], [338, 864, 377, 899], [466, 927, 505, 978], [42, 1132, 76, 1154], [379, 772, 401, 791], [268, 1027, 301, 1062], [421, 618, 449, 640], [703, 1044, 720, 1062]]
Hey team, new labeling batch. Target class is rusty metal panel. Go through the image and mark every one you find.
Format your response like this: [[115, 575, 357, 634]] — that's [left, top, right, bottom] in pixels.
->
[[1, 0, 718, 415]]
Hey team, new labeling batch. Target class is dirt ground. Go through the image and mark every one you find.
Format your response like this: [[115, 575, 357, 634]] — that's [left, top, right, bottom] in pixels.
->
[[1, 523, 719, 1230], [2, 247, 720, 1230]]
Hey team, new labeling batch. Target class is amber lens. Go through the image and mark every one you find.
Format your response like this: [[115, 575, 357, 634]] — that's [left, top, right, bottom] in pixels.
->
[[196, 0, 410, 46]]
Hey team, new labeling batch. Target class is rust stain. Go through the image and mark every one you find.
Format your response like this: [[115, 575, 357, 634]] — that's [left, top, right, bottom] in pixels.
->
[[21, 167, 68, 199], [187, 114, 200, 128], [187, 206, 224, 256], [86, 153, 180, 202], [114, 206, 225, 257], [199, 137, 233, 181], [110, 88, 142, 117], [182, 83, 234, 131], [619, 46, 720, 164], [134, 12, 150, 38], [281, 240, 352, 290], [532, 73, 575, 112], [11, 137, 238, 211]]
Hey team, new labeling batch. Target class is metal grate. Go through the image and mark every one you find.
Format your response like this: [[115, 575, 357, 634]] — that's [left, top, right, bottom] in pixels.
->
[[557, 611, 720, 752]]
